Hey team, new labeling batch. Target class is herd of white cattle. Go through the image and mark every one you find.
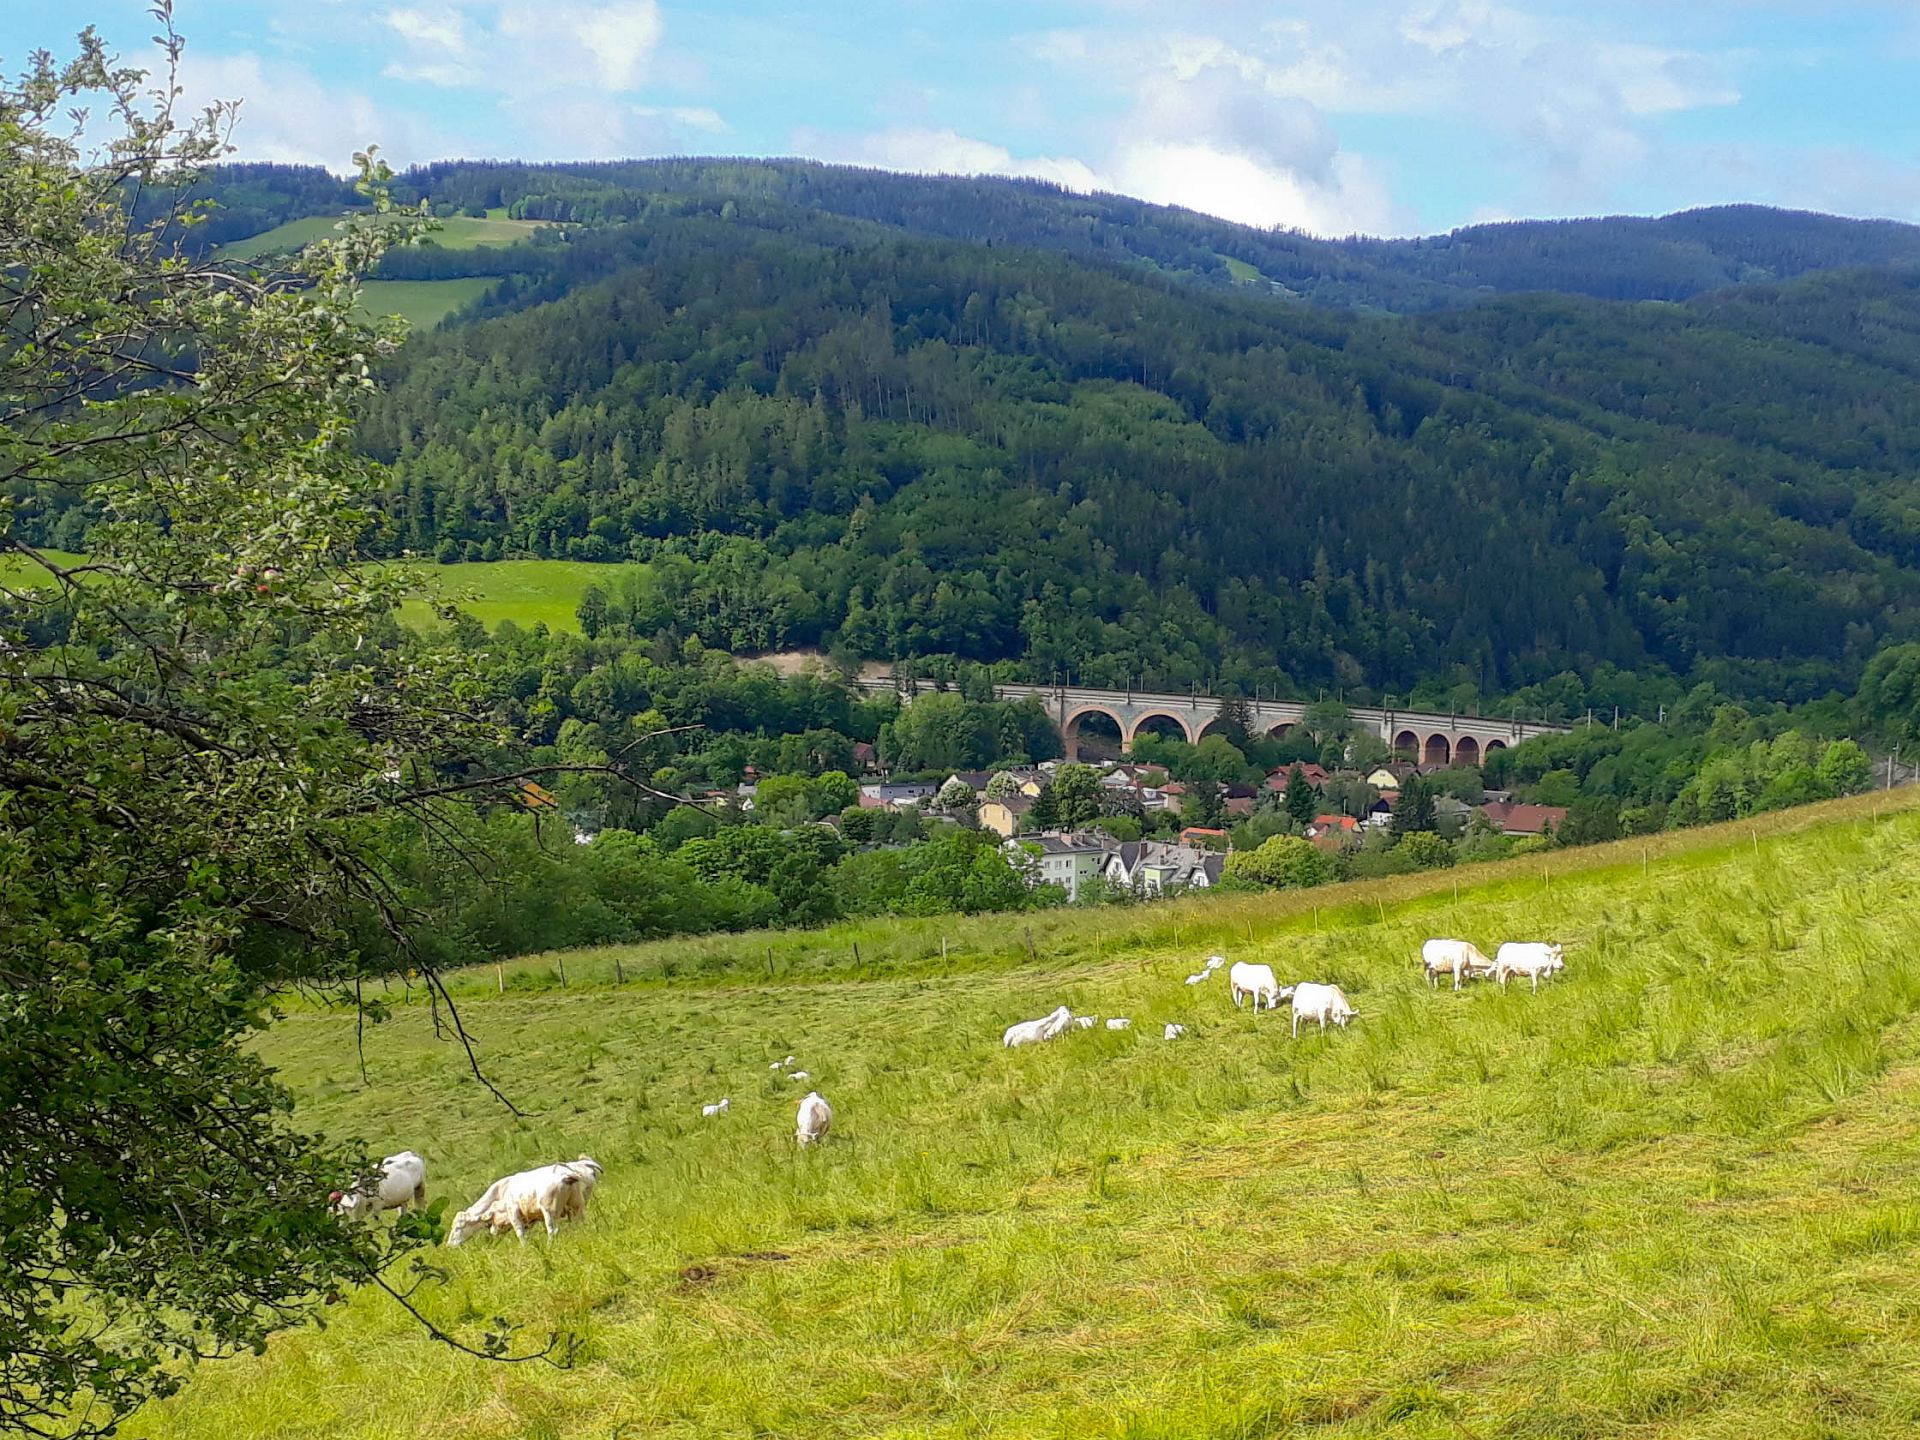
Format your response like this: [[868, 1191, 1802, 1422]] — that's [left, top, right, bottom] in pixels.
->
[[330, 933, 1563, 1245]]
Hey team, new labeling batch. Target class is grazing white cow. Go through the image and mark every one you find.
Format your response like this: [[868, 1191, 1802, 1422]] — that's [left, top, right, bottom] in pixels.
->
[[1289, 982, 1356, 1037], [1105, 1017, 1132, 1031], [788, 1071, 811, 1082], [1072, 1015, 1098, 1029], [796, 1091, 833, 1146], [1494, 942, 1565, 992], [1204, 955, 1226, 971], [1164, 1023, 1187, 1040], [1184, 972, 1208, 985], [1229, 961, 1284, 1011], [332, 1150, 427, 1218], [1422, 938, 1494, 991], [1002, 1004, 1074, 1048], [446, 1156, 603, 1245], [701, 1098, 730, 1117]]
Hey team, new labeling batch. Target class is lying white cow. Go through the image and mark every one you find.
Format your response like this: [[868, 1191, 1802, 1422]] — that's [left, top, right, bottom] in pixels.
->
[[1184, 972, 1208, 985], [447, 1156, 603, 1245], [332, 1150, 427, 1218], [788, 1071, 811, 1082], [1105, 1017, 1132, 1031], [1072, 1015, 1098, 1029], [1205, 955, 1226, 971], [1164, 1023, 1187, 1040], [1289, 982, 1356, 1037], [796, 1091, 833, 1146], [1003, 1004, 1073, 1048], [701, 1098, 730, 1117], [1229, 961, 1284, 1011], [1495, 942, 1565, 992], [1422, 938, 1494, 991]]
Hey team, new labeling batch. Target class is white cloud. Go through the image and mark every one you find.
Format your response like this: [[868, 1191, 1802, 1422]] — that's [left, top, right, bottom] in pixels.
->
[[1010, 3, 1748, 232], [796, 126, 1102, 192], [377, 0, 665, 94], [180, 51, 441, 169]]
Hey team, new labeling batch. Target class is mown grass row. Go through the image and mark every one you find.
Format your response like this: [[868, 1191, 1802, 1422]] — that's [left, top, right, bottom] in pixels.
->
[[131, 788, 1920, 1438]]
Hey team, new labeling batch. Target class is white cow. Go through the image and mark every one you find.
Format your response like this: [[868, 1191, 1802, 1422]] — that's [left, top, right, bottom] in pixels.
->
[[1289, 982, 1356, 1037], [1422, 938, 1494, 991], [1494, 942, 1565, 992], [1184, 972, 1208, 985], [796, 1091, 833, 1146], [1072, 1015, 1098, 1029], [701, 1098, 730, 1117], [332, 1150, 427, 1218], [1204, 955, 1226, 971], [1002, 1004, 1074, 1047], [1164, 1023, 1187, 1040], [1105, 1017, 1132, 1031], [446, 1156, 603, 1245], [788, 1071, 811, 1082], [1229, 961, 1284, 1011]]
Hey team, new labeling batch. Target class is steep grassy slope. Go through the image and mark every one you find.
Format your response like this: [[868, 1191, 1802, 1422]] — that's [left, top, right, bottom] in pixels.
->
[[130, 791, 1920, 1438]]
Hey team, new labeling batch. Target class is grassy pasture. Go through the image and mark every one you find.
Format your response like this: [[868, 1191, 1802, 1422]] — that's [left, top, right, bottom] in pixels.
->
[[358, 278, 498, 331], [0, 546, 86, 592], [216, 212, 544, 262], [1, 555, 633, 635], [391, 558, 648, 633], [127, 789, 1920, 1438]]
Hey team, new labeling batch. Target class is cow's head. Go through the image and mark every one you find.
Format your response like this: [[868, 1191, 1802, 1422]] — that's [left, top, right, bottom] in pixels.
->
[[446, 1208, 489, 1246]]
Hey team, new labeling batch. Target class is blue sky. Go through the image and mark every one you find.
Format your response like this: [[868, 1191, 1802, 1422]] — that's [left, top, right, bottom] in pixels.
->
[[7, 1, 1920, 236]]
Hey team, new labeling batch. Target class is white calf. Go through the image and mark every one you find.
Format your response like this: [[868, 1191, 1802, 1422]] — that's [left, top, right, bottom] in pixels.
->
[[1105, 1017, 1132, 1031], [332, 1150, 427, 1218], [1422, 938, 1493, 991], [1494, 942, 1565, 992], [1072, 1015, 1097, 1029], [1289, 983, 1356, 1037], [1184, 972, 1207, 985], [1002, 1004, 1073, 1047], [788, 1071, 811, 1082], [701, 1098, 730, 1117], [1229, 962, 1284, 1011], [796, 1091, 833, 1146], [1164, 1023, 1187, 1040], [446, 1156, 603, 1245]]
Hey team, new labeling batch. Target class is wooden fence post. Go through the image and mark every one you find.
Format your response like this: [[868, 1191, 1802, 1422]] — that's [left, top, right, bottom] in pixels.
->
[[1025, 929, 1038, 963], [496, 961, 505, 994], [613, 956, 624, 984], [556, 954, 567, 987]]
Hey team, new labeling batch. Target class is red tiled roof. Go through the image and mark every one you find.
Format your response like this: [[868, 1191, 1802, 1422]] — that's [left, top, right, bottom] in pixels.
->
[[1477, 800, 1568, 835]]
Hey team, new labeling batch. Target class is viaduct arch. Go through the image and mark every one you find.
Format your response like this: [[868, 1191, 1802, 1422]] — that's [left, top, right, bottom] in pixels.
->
[[862, 679, 1567, 763]]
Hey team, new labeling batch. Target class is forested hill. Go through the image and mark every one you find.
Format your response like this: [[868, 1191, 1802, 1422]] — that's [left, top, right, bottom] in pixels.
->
[[58, 160, 1920, 711]]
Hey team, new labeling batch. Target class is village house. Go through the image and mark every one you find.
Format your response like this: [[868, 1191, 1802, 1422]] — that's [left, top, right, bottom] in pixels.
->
[[978, 794, 1034, 838], [1105, 841, 1225, 893], [1265, 762, 1330, 792], [858, 780, 937, 809], [1476, 800, 1568, 837], [1013, 832, 1114, 901]]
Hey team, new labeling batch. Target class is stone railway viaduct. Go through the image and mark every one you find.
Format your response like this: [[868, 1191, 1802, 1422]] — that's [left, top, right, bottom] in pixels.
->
[[855, 679, 1570, 765]]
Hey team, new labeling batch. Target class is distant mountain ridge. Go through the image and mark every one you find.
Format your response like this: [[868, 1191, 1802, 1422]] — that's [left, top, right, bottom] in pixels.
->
[[186, 159, 1920, 312]]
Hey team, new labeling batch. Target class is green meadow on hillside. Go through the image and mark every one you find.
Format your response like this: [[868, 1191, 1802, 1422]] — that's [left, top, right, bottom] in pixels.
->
[[0, 547, 85, 591], [2, 555, 627, 635], [128, 790, 1920, 1439], [216, 211, 543, 261], [358, 278, 498, 331], [392, 558, 646, 633]]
